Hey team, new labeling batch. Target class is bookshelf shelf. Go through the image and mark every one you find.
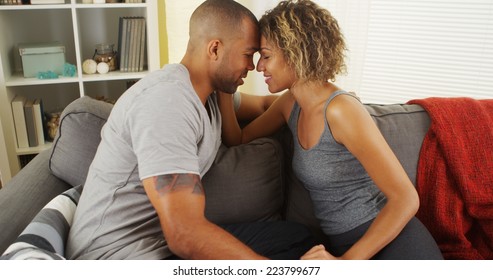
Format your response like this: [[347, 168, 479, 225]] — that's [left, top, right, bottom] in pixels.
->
[[16, 142, 53, 156], [6, 73, 79, 86], [0, 0, 160, 182], [0, 5, 71, 11], [81, 70, 148, 81], [75, 3, 147, 8]]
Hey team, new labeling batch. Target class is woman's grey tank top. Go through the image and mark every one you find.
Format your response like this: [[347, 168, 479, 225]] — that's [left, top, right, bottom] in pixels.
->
[[288, 90, 386, 235]]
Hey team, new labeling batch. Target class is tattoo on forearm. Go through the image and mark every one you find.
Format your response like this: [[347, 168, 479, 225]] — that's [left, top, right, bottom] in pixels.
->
[[154, 174, 204, 195]]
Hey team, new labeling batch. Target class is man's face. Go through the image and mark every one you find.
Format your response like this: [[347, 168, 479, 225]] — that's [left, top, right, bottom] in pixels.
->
[[212, 19, 259, 94]]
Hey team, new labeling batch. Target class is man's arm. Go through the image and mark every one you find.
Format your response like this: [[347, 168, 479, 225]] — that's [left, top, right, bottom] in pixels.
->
[[219, 92, 279, 146], [219, 91, 290, 146], [235, 92, 279, 122], [142, 173, 267, 260]]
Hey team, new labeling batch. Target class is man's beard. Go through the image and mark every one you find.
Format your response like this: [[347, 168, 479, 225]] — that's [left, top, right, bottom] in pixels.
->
[[213, 61, 244, 94]]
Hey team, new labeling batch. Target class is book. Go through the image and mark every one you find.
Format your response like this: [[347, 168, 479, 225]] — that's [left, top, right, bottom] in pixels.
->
[[126, 17, 133, 72], [24, 99, 38, 147], [132, 17, 141, 72], [120, 17, 131, 72], [33, 99, 46, 146], [138, 17, 146, 72], [117, 16, 124, 71], [119, 17, 126, 71], [125, 17, 133, 72], [130, 17, 138, 72], [11, 95, 29, 149]]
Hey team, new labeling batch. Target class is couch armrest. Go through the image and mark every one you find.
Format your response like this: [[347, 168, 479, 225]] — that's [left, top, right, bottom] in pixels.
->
[[0, 149, 71, 254]]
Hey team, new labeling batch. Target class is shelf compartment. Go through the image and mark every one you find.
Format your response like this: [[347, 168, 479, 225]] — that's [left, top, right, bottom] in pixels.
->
[[0, 9, 76, 79], [76, 7, 147, 71], [83, 78, 137, 103], [8, 83, 81, 115]]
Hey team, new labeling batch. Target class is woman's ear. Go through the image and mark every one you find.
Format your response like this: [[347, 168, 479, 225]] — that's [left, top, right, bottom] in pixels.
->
[[207, 39, 221, 61]]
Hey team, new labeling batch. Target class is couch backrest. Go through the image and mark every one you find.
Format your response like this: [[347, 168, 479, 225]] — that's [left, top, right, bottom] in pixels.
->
[[365, 103, 431, 185]]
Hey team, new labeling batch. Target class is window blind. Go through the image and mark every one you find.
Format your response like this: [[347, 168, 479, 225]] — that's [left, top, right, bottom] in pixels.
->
[[355, 0, 493, 104]]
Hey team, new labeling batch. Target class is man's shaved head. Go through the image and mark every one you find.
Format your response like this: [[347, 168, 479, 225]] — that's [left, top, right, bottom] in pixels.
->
[[182, 0, 260, 97], [189, 0, 258, 45]]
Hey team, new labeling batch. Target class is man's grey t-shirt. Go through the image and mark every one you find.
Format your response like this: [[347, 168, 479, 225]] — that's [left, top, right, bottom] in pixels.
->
[[66, 64, 222, 259]]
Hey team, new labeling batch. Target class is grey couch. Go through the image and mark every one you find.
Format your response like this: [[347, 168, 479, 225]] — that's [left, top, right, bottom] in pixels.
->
[[0, 96, 430, 256]]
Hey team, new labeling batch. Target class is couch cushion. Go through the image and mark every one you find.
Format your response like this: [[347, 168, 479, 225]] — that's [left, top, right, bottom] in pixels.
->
[[49, 97, 113, 187], [49, 97, 284, 224], [203, 138, 284, 224], [283, 103, 430, 237], [365, 103, 430, 186]]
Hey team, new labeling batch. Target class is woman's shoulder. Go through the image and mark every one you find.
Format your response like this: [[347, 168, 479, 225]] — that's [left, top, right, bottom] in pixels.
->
[[326, 92, 369, 128], [327, 92, 364, 115]]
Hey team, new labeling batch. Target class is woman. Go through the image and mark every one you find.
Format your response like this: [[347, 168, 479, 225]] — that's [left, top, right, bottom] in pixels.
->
[[219, 0, 442, 259]]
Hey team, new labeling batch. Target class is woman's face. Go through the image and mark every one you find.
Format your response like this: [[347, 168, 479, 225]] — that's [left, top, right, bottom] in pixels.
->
[[256, 35, 297, 93]]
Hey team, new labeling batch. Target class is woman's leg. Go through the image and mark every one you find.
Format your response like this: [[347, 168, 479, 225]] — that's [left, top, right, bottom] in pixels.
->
[[326, 217, 443, 260], [373, 217, 443, 260]]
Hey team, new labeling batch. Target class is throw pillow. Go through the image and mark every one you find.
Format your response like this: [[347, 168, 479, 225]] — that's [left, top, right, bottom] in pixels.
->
[[0, 185, 82, 260], [49, 97, 113, 187], [203, 138, 284, 224]]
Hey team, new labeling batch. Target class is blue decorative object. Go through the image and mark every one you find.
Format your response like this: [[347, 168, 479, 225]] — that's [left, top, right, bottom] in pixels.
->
[[37, 71, 59, 80], [63, 63, 77, 77]]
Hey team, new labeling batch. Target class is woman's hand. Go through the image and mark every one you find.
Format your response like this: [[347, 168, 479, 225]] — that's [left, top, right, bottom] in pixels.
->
[[300, 245, 339, 260]]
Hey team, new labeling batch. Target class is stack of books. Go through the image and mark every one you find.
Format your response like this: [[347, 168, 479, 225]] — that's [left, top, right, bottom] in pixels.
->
[[118, 16, 146, 72], [11, 95, 47, 149]]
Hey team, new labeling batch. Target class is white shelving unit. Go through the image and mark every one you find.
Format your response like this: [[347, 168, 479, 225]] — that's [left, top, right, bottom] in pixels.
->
[[0, 0, 160, 183]]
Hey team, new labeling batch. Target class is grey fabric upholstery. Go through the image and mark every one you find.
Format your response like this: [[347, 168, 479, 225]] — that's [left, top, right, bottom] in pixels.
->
[[49, 97, 113, 187], [203, 138, 284, 224], [365, 104, 430, 186]]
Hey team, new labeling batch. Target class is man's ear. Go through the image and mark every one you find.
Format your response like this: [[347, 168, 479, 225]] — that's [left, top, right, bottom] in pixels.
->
[[207, 40, 221, 61]]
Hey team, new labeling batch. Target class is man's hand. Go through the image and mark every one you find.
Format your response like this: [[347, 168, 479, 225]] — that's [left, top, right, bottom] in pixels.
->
[[301, 244, 339, 260]]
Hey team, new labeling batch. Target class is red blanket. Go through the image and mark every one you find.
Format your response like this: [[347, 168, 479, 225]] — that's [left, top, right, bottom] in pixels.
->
[[407, 97, 493, 259]]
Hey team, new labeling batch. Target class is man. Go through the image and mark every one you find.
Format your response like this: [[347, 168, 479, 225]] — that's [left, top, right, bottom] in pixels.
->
[[66, 0, 313, 260]]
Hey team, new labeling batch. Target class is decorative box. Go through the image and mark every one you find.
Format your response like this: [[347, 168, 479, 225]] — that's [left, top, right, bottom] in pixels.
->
[[18, 42, 66, 78]]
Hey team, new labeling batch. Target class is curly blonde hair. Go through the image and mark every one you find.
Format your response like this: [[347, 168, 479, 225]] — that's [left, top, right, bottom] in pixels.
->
[[259, 0, 347, 82]]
